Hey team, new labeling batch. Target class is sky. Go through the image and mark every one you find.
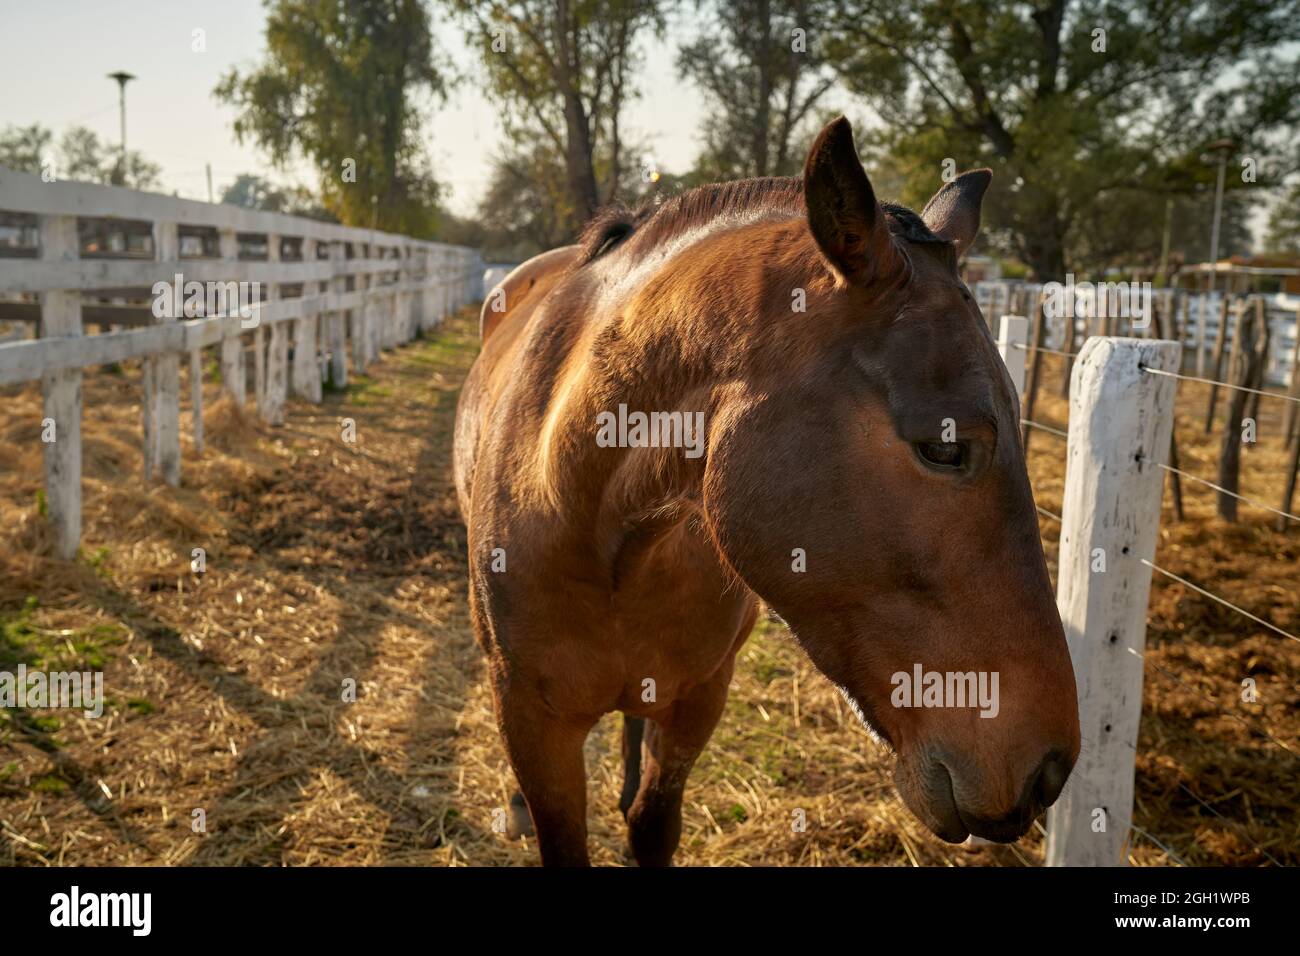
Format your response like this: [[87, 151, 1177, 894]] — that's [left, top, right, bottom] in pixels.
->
[[0, 1, 1281, 244], [0, 0, 769, 216]]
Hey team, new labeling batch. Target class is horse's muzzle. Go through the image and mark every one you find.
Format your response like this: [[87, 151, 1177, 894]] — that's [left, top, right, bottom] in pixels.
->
[[899, 748, 1075, 844]]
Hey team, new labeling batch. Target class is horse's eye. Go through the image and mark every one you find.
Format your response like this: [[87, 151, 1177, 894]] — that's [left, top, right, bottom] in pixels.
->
[[914, 441, 966, 470]]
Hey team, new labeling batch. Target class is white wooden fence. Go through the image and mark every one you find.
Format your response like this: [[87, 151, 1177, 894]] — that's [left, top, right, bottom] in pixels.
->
[[976, 280, 1298, 388], [0, 164, 481, 560]]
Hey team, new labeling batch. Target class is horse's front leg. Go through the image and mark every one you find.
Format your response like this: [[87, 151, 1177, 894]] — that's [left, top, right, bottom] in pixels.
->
[[625, 655, 736, 867], [495, 680, 595, 866]]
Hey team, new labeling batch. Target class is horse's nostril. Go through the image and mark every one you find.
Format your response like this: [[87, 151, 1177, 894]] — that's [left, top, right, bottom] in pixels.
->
[[1034, 751, 1071, 807]]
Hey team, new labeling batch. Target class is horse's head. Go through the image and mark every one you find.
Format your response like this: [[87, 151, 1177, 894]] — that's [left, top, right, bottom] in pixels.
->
[[704, 117, 1079, 843]]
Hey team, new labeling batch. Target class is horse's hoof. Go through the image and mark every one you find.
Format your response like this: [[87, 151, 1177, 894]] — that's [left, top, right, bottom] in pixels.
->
[[506, 791, 535, 839]]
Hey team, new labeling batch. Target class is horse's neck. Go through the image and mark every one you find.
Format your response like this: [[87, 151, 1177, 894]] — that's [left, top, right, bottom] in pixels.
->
[[528, 221, 808, 558]]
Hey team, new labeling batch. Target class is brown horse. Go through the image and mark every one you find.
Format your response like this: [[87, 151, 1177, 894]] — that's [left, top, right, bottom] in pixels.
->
[[454, 116, 1079, 866]]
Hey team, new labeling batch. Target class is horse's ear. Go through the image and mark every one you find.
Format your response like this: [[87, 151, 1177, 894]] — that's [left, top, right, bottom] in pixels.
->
[[921, 169, 992, 258], [803, 116, 905, 286]]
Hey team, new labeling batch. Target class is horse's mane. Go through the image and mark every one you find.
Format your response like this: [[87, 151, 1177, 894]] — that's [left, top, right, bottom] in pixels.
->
[[577, 177, 947, 266]]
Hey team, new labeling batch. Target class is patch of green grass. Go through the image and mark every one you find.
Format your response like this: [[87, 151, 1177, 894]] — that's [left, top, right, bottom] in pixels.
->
[[87, 546, 112, 576], [0, 603, 126, 673], [344, 377, 393, 407], [33, 774, 68, 794], [126, 697, 155, 715]]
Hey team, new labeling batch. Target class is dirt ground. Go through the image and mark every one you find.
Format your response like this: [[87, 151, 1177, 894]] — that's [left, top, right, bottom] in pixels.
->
[[0, 307, 1295, 866]]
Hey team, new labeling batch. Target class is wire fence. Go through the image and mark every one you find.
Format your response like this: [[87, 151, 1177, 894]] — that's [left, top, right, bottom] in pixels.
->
[[1011, 311, 1298, 867]]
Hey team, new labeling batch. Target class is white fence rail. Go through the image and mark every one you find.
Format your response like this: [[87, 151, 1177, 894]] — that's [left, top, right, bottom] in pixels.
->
[[0, 164, 481, 559], [975, 280, 1298, 388]]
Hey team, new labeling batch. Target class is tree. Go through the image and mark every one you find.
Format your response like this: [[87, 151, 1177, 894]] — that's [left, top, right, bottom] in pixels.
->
[[1264, 181, 1300, 255], [678, 0, 835, 180], [466, 127, 665, 261], [824, 0, 1300, 278], [438, 0, 666, 232], [0, 123, 160, 189], [220, 173, 338, 221], [215, 0, 446, 235]]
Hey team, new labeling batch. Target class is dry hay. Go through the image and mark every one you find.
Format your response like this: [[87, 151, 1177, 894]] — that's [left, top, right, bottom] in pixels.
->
[[0, 310, 1295, 867]]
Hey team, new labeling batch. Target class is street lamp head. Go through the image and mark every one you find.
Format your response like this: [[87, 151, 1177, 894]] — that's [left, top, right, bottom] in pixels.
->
[[108, 71, 137, 87], [1201, 138, 1236, 163]]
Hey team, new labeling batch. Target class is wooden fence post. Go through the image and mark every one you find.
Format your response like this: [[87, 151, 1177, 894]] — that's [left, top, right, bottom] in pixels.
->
[[217, 228, 245, 405], [1156, 290, 1184, 521], [148, 221, 181, 485], [1019, 298, 1046, 454], [423, 248, 439, 330], [388, 250, 401, 347], [1284, 310, 1300, 448], [1217, 303, 1267, 521], [1203, 296, 1234, 432], [351, 248, 368, 373], [1059, 295, 1077, 397], [253, 317, 266, 413], [998, 313, 1029, 395], [1044, 336, 1180, 867], [1194, 293, 1208, 376], [361, 242, 379, 366], [398, 245, 413, 342], [328, 241, 348, 388], [39, 214, 83, 559], [292, 237, 322, 403], [1244, 299, 1268, 425], [190, 348, 204, 454], [263, 233, 288, 425]]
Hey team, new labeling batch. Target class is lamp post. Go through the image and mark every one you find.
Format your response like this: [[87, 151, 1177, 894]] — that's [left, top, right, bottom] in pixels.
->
[[107, 71, 136, 186], [1203, 138, 1235, 295]]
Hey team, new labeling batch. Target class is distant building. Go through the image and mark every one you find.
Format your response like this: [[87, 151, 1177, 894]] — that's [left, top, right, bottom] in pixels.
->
[[1177, 256, 1300, 295], [962, 255, 1002, 284]]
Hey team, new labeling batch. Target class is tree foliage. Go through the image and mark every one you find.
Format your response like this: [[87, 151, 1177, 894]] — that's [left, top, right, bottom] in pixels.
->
[[219, 173, 339, 221], [215, 0, 446, 234], [0, 123, 161, 189], [1264, 181, 1300, 256], [678, 0, 835, 179], [438, 0, 666, 233], [824, 0, 1300, 277]]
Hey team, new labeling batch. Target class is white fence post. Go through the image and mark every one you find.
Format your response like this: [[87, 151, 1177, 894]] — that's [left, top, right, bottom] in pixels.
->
[[217, 228, 245, 405], [263, 232, 287, 425], [350, 249, 368, 373], [190, 347, 204, 454], [328, 241, 347, 388], [293, 237, 322, 403], [148, 221, 181, 485], [421, 248, 434, 332], [397, 244, 412, 342], [39, 214, 82, 559], [360, 241, 378, 367], [1045, 336, 1181, 867], [997, 314, 1028, 395]]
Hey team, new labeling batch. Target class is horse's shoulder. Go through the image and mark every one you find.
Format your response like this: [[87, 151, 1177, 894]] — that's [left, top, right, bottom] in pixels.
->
[[479, 245, 581, 342]]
